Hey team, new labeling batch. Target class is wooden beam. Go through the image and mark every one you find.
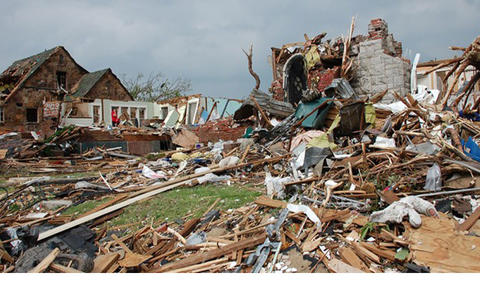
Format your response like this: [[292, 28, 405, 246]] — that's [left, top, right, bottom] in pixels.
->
[[92, 252, 120, 273], [38, 180, 188, 241], [350, 242, 381, 264], [458, 207, 480, 232], [360, 242, 396, 261], [167, 257, 229, 273], [254, 196, 287, 208], [0, 248, 14, 264], [49, 263, 83, 273], [250, 95, 272, 127], [28, 248, 60, 273], [338, 246, 370, 272]]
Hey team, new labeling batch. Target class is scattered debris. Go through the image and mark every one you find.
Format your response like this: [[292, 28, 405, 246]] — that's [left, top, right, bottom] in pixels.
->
[[1, 17, 480, 274]]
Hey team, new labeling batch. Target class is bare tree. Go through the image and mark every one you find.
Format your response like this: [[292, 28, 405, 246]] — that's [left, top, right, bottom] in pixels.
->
[[121, 72, 192, 102], [242, 44, 261, 90]]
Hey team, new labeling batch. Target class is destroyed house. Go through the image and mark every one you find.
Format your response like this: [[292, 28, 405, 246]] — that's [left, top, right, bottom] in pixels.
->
[[268, 18, 410, 105], [0, 46, 132, 135], [157, 94, 243, 127], [417, 59, 480, 98]]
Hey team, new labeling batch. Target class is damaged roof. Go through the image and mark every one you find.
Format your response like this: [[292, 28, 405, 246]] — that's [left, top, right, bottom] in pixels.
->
[[0, 46, 88, 102], [71, 69, 109, 98], [1, 47, 57, 80]]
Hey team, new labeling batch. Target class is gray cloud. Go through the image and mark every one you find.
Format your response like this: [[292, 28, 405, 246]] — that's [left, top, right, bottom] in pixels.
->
[[1, 0, 479, 98]]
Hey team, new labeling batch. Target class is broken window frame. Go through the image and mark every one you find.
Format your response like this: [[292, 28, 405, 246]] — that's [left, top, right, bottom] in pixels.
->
[[26, 108, 38, 123], [160, 106, 169, 120], [93, 105, 100, 124], [130, 107, 137, 120], [120, 107, 129, 119], [139, 107, 146, 125], [186, 99, 199, 125], [56, 71, 67, 90]]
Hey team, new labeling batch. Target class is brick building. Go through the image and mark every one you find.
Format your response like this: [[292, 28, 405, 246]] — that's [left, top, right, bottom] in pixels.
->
[[0, 46, 132, 136]]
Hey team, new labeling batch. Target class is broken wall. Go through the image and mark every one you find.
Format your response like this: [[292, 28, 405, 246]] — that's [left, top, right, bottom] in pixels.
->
[[350, 19, 411, 103], [0, 47, 88, 136]]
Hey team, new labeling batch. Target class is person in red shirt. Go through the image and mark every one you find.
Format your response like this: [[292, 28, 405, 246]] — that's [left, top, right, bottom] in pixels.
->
[[111, 109, 119, 127]]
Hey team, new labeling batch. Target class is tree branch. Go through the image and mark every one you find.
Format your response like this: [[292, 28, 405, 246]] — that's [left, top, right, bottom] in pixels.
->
[[242, 44, 261, 90]]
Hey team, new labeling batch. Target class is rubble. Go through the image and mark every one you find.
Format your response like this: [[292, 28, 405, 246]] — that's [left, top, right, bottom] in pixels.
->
[[1, 17, 480, 274]]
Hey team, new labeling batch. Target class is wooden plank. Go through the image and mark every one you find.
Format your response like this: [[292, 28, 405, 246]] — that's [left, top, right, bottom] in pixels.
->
[[167, 257, 229, 273], [254, 196, 286, 208], [191, 261, 232, 273], [92, 252, 120, 273], [458, 207, 480, 232], [148, 218, 200, 256], [0, 248, 14, 264], [118, 252, 152, 268], [338, 247, 370, 272], [250, 95, 272, 127], [77, 193, 127, 219], [49, 263, 83, 273], [28, 248, 60, 273], [284, 177, 320, 186], [38, 180, 188, 241], [350, 242, 381, 264], [360, 242, 396, 261], [150, 234, 266, 273], [326, 258, 364, 273], [105, 263, 119, 273], [405, 216, 480, 272]]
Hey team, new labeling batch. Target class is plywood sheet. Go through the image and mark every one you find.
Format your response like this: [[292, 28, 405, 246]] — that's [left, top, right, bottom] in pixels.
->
[[405, 215, 480, 272]]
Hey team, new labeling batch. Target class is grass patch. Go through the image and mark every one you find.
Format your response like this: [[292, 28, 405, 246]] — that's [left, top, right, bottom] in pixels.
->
[[105, 183, 262, 230], [62, 196, 113, 216]]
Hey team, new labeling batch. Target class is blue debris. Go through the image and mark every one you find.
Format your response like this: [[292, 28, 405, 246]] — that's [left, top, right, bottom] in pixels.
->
[[461, 136, 480, 162]]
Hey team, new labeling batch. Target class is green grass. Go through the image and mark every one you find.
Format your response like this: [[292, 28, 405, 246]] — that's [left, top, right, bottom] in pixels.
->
[[107, 183, 262, 229], [62, 183, 263, 231], [62, 196, 113, 216]]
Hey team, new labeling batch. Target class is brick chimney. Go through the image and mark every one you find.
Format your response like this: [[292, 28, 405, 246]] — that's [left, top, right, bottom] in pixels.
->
[[368, 18, 388, 40]]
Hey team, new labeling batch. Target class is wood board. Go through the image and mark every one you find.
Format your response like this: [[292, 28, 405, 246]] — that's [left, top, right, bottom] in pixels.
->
[[405, 215, 480, 272]]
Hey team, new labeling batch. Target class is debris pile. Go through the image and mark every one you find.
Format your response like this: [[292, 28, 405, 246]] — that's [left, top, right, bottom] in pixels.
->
[[2, 18, 480, 273]]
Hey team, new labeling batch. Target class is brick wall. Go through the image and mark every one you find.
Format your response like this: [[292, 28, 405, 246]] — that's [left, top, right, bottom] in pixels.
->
[[350, 19, 411, 103], [26, 48, 88, 92], [2, 47, 87, 133]]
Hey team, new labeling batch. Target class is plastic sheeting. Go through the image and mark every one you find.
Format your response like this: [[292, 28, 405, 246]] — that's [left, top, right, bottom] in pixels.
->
[[294, 97, 332, 129], [424, 163, 442, 191], [264, 173, 292, 199], [461, 136, 480, 162], [142, 165, 167, 179], [286, 203, 321, 229]]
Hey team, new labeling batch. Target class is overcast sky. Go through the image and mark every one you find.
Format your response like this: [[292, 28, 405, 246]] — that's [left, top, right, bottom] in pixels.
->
[[1, 0, 479, 99]]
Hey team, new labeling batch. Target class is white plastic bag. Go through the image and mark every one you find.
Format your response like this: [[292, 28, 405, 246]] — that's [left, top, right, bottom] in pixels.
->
[[424, 163, 441, 191], [264, 172, 292, 199], [142, 165, 167, 179]]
